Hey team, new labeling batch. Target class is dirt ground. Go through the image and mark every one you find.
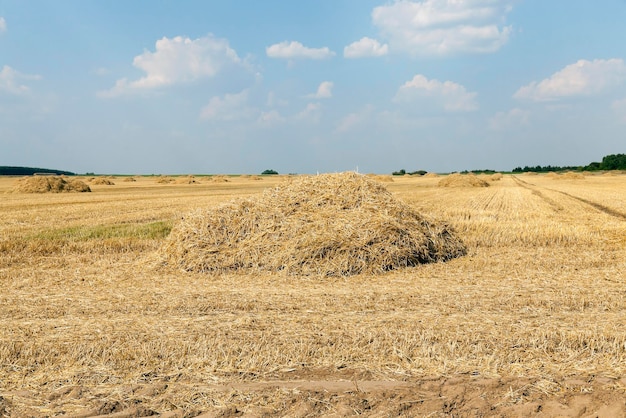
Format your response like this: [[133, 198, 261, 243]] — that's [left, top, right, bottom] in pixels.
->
[[2, 373, 626, 417]]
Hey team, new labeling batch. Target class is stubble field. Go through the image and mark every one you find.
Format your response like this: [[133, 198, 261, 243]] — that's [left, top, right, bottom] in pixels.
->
[[1, 173, 625, 417]]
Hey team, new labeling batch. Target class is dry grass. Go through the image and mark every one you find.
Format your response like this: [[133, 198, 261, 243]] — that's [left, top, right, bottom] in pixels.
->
[[11, 176, 91, 193], [1, 173, 625, 416], [161, 172, 466, 276]]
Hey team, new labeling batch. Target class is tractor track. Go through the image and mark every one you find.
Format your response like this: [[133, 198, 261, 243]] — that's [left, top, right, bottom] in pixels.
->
[[511, 176, 626, 221]]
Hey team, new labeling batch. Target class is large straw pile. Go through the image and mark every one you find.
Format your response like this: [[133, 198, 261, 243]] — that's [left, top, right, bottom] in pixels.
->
[[438, 173, 489, 187], [12, 176, 91, 193], [161, 172, 466, 276]]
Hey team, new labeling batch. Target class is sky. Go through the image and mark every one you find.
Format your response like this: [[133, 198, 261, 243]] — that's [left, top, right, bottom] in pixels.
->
[[1, 1, 626, 174]]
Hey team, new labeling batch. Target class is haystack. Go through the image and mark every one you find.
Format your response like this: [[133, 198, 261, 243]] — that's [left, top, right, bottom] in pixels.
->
[[161, 172, 466, 276], [123, 177, 137, 182], [489, 173, 503, 181], [559, 171, 585, 180], [12, 176, 91, 193], [438, 173, 489, 187], [210, 175, 230, 183], [91, 178, 115, 185], [424, 172, 439, 178]]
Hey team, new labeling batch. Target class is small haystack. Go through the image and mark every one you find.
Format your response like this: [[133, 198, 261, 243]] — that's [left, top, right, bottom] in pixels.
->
[[176, 176, 199, 184], [423, 172, 439, 178], [161, 172, 466, 276], [559, 171, 585, 180], [489, 173, 503, 181], [210, 175, 230, 183], [91, 178, 115, 185], [156, 176, 175, 184], [123, 177, 137, 182], [366, 174, 394, 182], [438, 173, 489, 188], [12, 176, 91, 193]]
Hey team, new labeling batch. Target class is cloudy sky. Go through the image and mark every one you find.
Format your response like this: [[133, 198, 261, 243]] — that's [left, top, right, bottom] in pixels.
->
[[1, 1, 625, 174]]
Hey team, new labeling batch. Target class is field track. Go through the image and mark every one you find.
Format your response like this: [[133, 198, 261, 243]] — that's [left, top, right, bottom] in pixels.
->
[[1, 174, 625, 416]]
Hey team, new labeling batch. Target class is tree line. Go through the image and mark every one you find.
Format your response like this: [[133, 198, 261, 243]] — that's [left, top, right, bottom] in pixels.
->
[[512, 154, 626, 173]]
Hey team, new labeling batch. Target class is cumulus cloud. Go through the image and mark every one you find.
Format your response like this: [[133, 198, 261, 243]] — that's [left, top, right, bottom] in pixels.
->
[[100, 35, 242, 97], [306, 81, 333, 99], [372, 0, 513, 56], [266, 41, 335, 60], [394, 74, 478, 111], [0, 65, 42, 95], [0, 17, 6, 33], [344, 37, 389, 58], [514, 59, 626, 102], [488, 108, 529, 130], [200, 90, 253, 121]]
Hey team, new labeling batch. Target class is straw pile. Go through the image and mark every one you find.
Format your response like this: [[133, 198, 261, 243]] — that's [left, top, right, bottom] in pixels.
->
[[12, 176, 91, 193], [176, 176, 199, 184], [424, 172, 439, 178], [489, 173, 503, 181], [559, 171, 585, 180], [91, 178, 115, 185], [156, 176, 175, 184], [123, 177, 137, 182], [210, 175, 230, 183], [161, 172, 466, 276], [438, 173, 489, 187]]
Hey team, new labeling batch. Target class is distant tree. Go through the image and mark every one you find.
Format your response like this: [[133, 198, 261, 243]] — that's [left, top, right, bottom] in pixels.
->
[[392, 169, 406, 176], [600, 154, 626, 170], [261, 169, 278, 175]]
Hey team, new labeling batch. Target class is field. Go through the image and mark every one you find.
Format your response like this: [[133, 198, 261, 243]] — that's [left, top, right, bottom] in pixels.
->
[[1, 173, 625, 417]]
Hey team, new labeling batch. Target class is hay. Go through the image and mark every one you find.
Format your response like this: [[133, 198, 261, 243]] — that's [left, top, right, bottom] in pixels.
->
[[438, 173, 489, 188], [12, 176, 91, 193], [156, 176, 175, 184], [423, 172, 439, 178], [160, 172, 466, 277], [490, 173, 503, 181], [91, 178, 115, 185], [123, 177, 137, 182], [176, 176, 199, 184], [559, 171, 585, 180], [210, 175, 230, 183], [366, 174, 394, 182]]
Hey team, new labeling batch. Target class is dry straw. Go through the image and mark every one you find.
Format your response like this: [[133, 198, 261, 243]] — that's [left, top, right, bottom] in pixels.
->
[[90, 178, 115, 185], [12, 176, 91, 193], [160, 172, 466, 276], [438, 173, 489, 187]]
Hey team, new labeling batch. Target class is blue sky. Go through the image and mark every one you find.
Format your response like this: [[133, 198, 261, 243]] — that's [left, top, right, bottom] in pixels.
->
[[1, 1, 625, 174]]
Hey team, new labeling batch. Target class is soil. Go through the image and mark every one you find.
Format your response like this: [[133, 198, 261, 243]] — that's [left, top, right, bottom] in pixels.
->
[[2, 373, 625, 417]]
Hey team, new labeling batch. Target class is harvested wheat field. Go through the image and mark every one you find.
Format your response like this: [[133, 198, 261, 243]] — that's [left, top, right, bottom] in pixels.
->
[[1, 173, 626, 417], [438, 172, 490, 187]]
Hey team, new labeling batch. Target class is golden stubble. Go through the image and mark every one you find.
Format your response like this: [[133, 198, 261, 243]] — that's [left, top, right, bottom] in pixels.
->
[[1, 173, 625, 415]]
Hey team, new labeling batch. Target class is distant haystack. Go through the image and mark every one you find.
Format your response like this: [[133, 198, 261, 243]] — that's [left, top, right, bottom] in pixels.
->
[[156, 176, 175, 184], [558, 171, 585, 180], [160, 172, 466, 277], [123, 177, 137, 182], [423, 172, 439, 178], [12, 176, 91, 193], [366, 174, 394, 182], [91, 178, 115, 185], [210, 175, 230, 183], [489, 173, 503, 181], [176, 176, 199, 184], [438, 173, 489, 188]]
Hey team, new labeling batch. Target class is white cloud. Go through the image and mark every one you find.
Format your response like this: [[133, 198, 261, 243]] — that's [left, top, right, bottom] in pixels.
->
[[200, 90, 252, 121], [0, 65, 42, 95], [0, 17, 6, 33], [306, 81, 333, 99], [372, 0, 513, 56], [394, 74, 478, 111], [100, 35, 242, 97], [344, 37, 388, 58], [296, 102, 322, 123], [257, 110, 285, 126], [514, 59, 626, 102], [488, 108, 529, 130], [266, 41, 335, 60]]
